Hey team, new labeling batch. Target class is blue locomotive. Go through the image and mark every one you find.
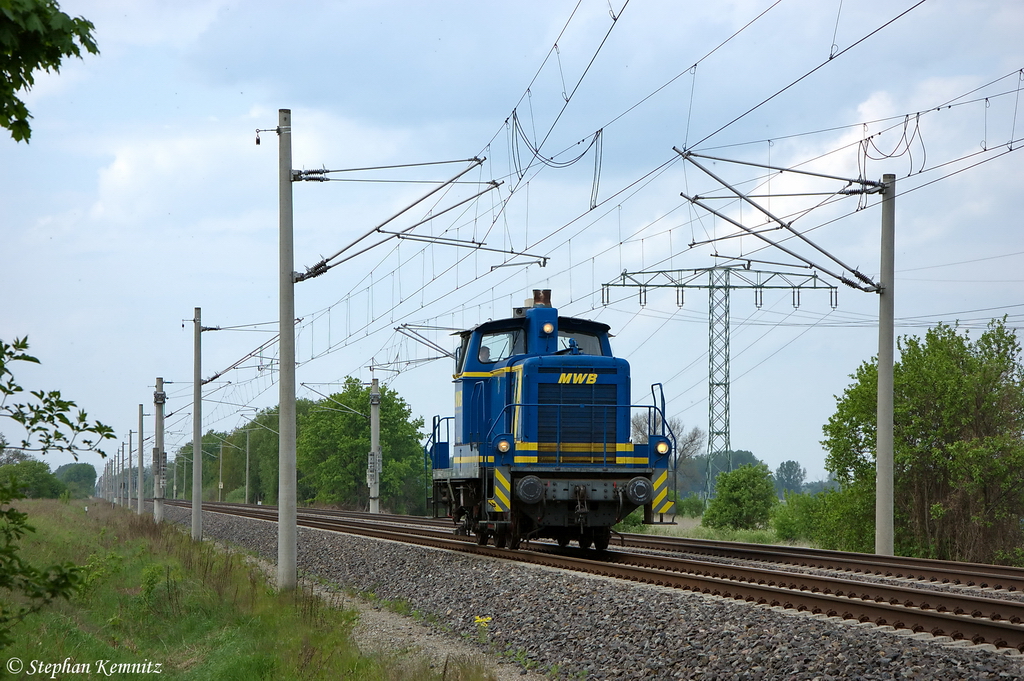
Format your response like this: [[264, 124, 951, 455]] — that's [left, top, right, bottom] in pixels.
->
[[427, 290, 676, 550]]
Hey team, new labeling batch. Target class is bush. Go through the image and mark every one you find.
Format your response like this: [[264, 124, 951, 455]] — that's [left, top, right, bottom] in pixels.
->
[[225, 486, 247, 503], [771, 491, 822, 542], [0, 461, 66, 499], [702, 464, 777, 531], [677, 493, 705, 518], [614, 507, 644, 532], [811, 479, 876, 552]]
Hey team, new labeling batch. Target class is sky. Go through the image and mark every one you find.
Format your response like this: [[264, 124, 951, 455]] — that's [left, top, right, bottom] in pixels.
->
[[3, 0, 1022, 487]]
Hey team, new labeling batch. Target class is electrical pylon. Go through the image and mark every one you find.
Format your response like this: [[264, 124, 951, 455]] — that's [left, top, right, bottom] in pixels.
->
[[603, 265, 837, 497]]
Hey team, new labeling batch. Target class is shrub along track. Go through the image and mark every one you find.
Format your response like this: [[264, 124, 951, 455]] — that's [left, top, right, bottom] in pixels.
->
[[165, 500, 1024, 653]]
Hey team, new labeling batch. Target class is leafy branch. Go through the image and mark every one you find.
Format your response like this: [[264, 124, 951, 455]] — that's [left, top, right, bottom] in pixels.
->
[[0, 0, 99, 142], [1, 337, 114, 459]]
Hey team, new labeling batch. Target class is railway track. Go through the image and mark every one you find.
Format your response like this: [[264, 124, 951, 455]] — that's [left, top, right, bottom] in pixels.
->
[[164, 500, 1024, 652]]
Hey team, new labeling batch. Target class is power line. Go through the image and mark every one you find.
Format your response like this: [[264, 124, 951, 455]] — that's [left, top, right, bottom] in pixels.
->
[[899, 250, 1024, 272], [687, 0, 930, 150], [181, 5, 1022, 443]]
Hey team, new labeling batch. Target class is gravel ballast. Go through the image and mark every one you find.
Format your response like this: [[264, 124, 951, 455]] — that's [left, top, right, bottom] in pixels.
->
[[162, 506, 1024, 680]]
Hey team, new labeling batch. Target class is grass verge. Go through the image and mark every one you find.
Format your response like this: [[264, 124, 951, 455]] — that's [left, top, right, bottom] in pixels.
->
[[4, 499, 496, 680], [623, 513, 812, 546]]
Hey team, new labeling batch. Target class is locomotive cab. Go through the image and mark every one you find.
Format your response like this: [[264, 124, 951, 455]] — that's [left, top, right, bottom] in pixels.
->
[[428, 290, 675, 550]]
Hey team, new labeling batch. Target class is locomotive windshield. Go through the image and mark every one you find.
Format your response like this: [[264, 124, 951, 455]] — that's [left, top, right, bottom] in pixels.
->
[[557, 330, 602, 355], [454, 310, 612, 374]]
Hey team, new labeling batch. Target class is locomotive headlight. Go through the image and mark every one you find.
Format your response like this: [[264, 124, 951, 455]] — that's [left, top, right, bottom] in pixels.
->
[[541, 322, 555, 335], [655, 440, 670, 455], [496, 439, 511, 453]]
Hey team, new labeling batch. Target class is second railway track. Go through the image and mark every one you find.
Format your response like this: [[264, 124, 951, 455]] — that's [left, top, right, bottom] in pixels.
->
[[167, 500, 1024, 652]]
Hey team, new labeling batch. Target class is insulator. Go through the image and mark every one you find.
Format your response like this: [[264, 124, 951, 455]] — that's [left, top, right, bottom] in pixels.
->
[[852, 269, 875, 285]]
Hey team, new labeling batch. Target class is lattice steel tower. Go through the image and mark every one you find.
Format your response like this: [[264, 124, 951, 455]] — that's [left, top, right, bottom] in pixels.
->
[[604, 266, 837, 496], [707, 268, 731, 470]]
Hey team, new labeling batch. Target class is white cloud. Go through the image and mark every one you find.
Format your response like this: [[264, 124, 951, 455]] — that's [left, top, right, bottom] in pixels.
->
[[66, 0, 230, 50]]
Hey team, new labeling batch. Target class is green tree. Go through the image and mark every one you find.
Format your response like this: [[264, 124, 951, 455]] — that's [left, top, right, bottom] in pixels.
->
[[297, 378, 426, 513], [774, 460, 806, 498], [191, 401, 316, 505], [52, 462, 95, 498], [771, 490, 818, 542], [171, 430, 231, 502], [0, 460, 65, 498], [239, 407, 287, 505], [801, 476, 838, 495], [702, 463, 777, 530], [1, 0, 98, 142], [822, 319, 1024, 562], [677, 449, 762, 498], [676, 493, 705, 518]]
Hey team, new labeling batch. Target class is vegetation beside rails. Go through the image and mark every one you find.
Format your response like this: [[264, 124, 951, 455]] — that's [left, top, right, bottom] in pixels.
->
[[5, 499, 497, 680], [614, 490, 810, 547], [619, 513, 790, 545]]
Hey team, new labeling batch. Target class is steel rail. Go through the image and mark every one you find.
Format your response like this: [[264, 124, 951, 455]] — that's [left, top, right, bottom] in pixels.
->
[[618, 533, 1024, 592], [163, 501, 1024, 590], [600, 550, 1024, 622], [163, 500, 1024, 650]]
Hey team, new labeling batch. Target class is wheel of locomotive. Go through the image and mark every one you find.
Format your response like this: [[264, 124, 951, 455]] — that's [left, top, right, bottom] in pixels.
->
[[506, 514, 522, 550], [594, 527, 611, 551], [476, 528, 489, 546], [495, 526, 508, 549], [557, 534, 570, 548], [578, 532, 593, 550]]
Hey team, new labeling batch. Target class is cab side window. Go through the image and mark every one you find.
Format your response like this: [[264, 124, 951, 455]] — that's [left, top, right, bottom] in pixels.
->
[[455, 336, 470, 373], [478, 330, 522, 363]]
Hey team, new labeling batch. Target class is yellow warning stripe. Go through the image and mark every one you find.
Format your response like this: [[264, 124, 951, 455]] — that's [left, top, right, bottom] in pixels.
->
[[492, 469, 511, 510], [455, 366, 514, 379], [494, 467, 510, 487], [652, 486, 668, 508], [651, 468, 674, 514], [654, 470, 668, 488], [453, 456, 495, 464]]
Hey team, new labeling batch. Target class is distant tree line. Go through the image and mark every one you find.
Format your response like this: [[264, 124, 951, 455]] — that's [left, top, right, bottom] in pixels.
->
[[156, 377, 428, 515], [0, 436, 98, 500], [674, 448, 832, 501]]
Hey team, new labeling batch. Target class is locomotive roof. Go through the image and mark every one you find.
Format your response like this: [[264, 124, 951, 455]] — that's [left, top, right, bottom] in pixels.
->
[[458, 314, 611, 339]]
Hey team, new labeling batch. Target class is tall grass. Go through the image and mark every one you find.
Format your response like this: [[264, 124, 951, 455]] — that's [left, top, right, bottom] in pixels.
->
[[5, 500, 496, 680], [636, 514, 811, 546]]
